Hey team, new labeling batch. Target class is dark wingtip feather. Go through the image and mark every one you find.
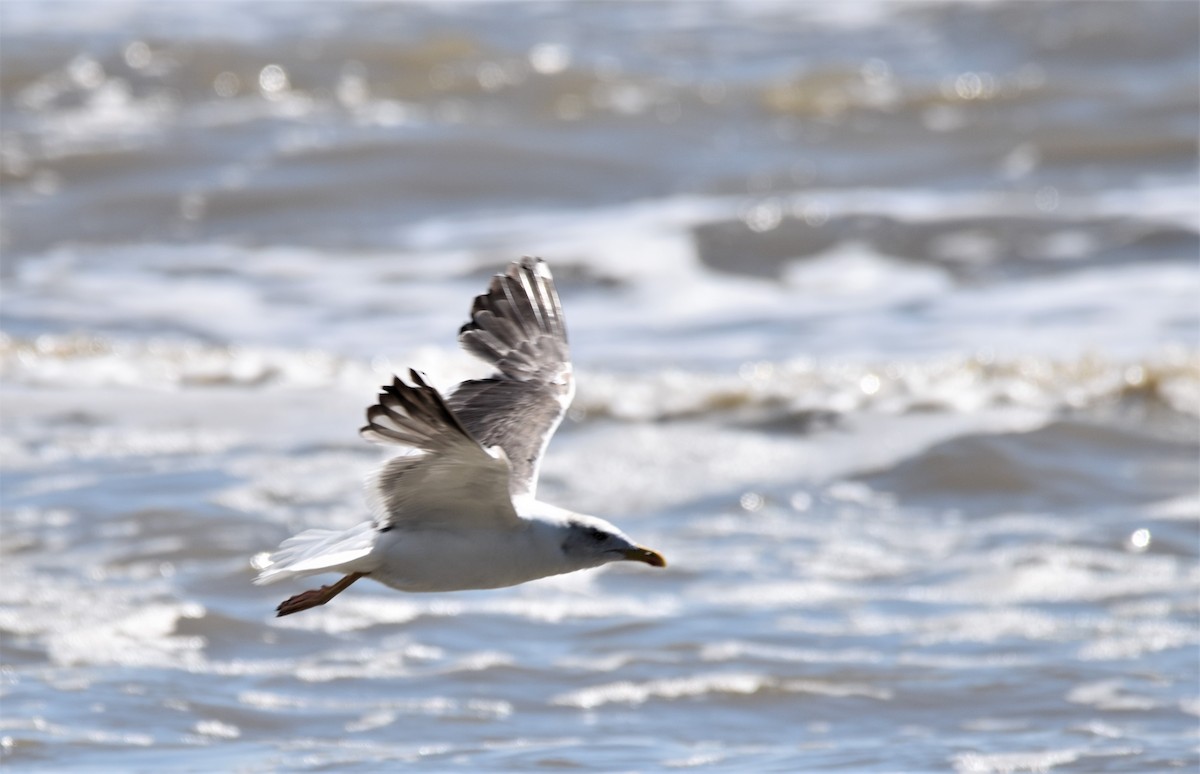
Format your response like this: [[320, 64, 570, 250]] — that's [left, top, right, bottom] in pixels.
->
[[359, 370, 479, 449], [457, 257, 569, 378]]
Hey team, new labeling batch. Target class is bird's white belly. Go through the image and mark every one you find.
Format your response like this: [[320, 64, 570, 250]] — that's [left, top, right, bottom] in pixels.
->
[[369, 528, 564, 592]]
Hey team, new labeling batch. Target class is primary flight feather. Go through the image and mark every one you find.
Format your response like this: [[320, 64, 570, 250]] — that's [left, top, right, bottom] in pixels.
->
[[255, 257, 665, 616]]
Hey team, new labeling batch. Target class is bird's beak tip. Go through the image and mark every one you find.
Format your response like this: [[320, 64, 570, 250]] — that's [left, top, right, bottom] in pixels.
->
[[623, 546, 666, 568]]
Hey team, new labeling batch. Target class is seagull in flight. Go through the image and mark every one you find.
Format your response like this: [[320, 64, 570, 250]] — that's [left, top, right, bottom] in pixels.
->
[[255, 257, 665, 616]]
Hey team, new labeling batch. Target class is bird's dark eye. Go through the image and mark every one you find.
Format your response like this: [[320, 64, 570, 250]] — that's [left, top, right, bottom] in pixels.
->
[[586, 528, 606, 542]]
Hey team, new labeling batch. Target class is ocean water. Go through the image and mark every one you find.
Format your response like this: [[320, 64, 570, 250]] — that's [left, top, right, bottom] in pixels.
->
[[1, 1, 1198, 771]]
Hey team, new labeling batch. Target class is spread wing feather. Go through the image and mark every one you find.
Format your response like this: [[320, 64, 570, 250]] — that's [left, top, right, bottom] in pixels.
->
[[450, 257, 573, 499], [359, 369, 518, 530]]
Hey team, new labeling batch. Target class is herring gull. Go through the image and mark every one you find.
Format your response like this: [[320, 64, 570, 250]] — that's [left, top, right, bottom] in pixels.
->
[[254, 257, 665, 616]]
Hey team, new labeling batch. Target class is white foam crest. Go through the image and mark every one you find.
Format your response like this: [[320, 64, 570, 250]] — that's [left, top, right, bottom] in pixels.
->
[[237, 689, 512, 720], [1, 3, 283, 40], [3, 242, 480, 359], [0, 332, 490, 393], [1078, 620, 1197, 662], [398, 183, 1199, 279], [273, 738, 457, 768], [0, 557, 206, 673], [784, 602, 1191, 666], [32, 426, 238, 465], [439, 650, 515, 674], [550, 408, 1046, 517], [555, 650, 687, 673], [471, 592, 680, 623], [390, 191, 1199, 365], [924, 544, 1187, 605], [697, 580, 855, 610], [907, 608, 1067, 646], [952, 748, 1084, 774], [45, 602, 204, 668], [344, 710, 397, 734], [576, 350, 1200, 421], [1066, 680, 1161, 712], [899, 652, 1039, 671], [1144, 493, 1200, 521], [225, 639, 441, 682], [5, 472, 101, 498], [781, 241, 950, 299], [662, 751, 732, 769], [0, 333, 365, 390], [699, 640, 885, 666], [294, 663, 409, 683], [39, 597, 207, 669], [193, 719, 240, 740], [552, 671, 891, 709], [0, 715, 155, 750]]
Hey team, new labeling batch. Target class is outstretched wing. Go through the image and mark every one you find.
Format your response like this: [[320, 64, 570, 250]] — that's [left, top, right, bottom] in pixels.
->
[[360, 369, 519, 530], [449, 257, 573, 500]]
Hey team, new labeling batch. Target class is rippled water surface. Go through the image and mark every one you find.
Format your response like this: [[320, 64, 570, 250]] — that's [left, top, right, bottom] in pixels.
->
[[2, 2, 1198, 771]]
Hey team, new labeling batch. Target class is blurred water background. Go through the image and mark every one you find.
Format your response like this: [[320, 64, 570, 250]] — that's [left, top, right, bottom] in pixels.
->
[[1, 1, 1198, 771]]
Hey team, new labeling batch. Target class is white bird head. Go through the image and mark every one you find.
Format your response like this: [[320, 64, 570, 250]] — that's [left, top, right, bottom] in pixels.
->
[[559, 516, 666, 570]]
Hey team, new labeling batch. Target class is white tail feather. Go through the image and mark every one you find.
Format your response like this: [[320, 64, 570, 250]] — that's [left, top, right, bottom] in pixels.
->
[[254, 521, 377, 585]]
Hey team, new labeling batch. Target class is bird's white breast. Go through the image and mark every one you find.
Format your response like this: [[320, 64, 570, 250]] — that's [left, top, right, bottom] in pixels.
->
[[369, 524, 568, 592]]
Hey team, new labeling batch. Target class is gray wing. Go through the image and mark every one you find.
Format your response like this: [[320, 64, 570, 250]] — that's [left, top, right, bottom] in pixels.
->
[[449, 257, 574, 500], [360, 369, 518, 530]]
